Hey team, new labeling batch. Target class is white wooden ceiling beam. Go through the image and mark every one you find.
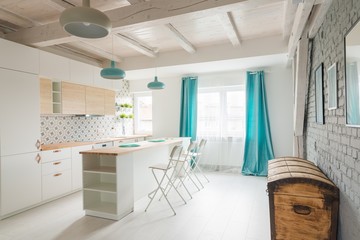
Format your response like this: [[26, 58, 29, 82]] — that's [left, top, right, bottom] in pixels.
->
[[4, 0, 248, 47], [127, 0, 146, 4], [308, 0, 333, 38], [218, 11, 241, 46], [287, 0, 315, 61], [165, 23, 196, 53], [65, 41, 123, 62], [283, 0, 298, 40], [0, 8, 36, 29], [41, 45, 103, 66], [115, 33, 158, 58], [45, 0, 75, 11]]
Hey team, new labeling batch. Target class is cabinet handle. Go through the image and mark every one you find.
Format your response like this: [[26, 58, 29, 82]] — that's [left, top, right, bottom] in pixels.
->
[[53, 162, 61, 165], [102, 144, 106, 147], [53, 149, 61, 153], [35, 154, 41, 164], [36, 139, 41, 149], [54, 173, 62, 177]]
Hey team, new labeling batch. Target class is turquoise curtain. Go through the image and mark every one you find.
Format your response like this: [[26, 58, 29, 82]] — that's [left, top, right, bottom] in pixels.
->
[[179, 76, 198, 141], [242, 71, 274, 176]]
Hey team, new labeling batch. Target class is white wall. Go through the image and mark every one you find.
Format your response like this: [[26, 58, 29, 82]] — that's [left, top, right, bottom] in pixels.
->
[[130, 66, 294, 157], [130, 76, 181, 138], [264, 66, 294, 157]]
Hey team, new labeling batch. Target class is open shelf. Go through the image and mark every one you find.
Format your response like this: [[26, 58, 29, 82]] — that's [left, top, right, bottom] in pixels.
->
[[85, 202, 117, 214], [83, 190, 117, 214], [83, 166, 116, 174], [84, 183, 116, 193]]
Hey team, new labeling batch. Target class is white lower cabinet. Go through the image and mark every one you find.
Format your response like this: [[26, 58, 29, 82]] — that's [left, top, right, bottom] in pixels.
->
[[82, 153, 134, 220], [0, 152, 42, 216], [42, 169, 72, 201], [71, 145, 93, 191], [41, 149, 72, 201]]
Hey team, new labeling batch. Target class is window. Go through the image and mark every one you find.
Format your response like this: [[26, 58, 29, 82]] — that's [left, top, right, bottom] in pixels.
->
[[133, 92, 152, 134], [197, 86, 245, 138]]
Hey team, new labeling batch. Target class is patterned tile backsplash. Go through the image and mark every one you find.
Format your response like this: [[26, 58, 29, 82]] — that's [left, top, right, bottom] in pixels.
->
[[41, 80, 134, 144]]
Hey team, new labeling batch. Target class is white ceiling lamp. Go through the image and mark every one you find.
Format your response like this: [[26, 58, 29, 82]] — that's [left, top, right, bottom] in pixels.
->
[[59, 0, 111, 39]]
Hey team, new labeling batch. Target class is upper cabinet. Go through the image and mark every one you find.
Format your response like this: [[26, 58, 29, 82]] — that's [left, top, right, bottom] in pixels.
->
[[40, 78, 53, 114], [39, 51, 70, 81], [62, 82, 86, 115], [104, 90, 116, 115], [93, 66, 114, 90], [86, 86, 105, 115], [0, 68, 41, 156], [70, 60, 93, 85], [0, 38, 39, 74]]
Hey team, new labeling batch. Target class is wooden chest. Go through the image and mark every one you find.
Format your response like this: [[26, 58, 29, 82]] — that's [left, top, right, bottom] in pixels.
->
[[267, 157, 339, 240]]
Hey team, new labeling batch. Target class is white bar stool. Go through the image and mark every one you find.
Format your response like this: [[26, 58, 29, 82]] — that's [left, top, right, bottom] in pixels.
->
[[145, 145, 186, 215]]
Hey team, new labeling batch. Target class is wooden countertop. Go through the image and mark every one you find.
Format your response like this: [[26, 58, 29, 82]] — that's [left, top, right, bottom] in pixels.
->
[[41, 135, 150, 151], [80, 139, 182, 156]]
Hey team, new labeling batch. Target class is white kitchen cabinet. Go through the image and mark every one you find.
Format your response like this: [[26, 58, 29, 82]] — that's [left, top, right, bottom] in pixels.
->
[[93, 66, 114, 90], [42, 169, 72, 201], [39, 51, 70, 81], [82, 153, 134, 220], [70, 60, 93, 85], [41, 149, 72, 201], [0, 68, 41, 156], [0, 38, 39, 74], [71, 145, 93, 190], [0, 152, 42, 216]]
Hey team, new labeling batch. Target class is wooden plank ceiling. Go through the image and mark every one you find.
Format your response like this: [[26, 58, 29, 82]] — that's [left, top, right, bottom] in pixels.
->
[[0, 0, 328, 68]]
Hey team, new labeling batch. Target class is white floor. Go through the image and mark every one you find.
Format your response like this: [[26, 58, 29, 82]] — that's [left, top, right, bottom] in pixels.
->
[[0, 173, 270, 240]]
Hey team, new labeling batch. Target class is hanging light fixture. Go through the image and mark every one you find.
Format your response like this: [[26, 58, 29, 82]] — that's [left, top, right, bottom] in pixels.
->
[[59, 0, 111, 39], [147, 68, 165, 90], [101, 60, 126, 79], [147, 76, 165, 90], [101, 35, 126, 79]]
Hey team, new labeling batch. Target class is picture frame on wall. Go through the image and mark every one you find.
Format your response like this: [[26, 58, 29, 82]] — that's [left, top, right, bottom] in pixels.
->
[[327, 63, 337, 110], [315, 63, 324, 124]]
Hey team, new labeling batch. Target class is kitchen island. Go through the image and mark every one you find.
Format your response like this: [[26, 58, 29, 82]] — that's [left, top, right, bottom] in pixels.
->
[[80, 138, 187, 220]]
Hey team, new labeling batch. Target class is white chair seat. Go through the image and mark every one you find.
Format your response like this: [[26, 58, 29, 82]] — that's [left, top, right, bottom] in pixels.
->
[[149, 163, 170, 171]]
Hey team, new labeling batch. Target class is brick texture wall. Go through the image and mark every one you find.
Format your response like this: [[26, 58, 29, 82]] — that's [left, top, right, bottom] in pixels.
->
[[304, 0, 360, 239]]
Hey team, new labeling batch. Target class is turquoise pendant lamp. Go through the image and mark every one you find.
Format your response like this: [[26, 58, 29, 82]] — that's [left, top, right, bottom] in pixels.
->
[[101, 60, 126, 79], [147, 76, 165, 90]]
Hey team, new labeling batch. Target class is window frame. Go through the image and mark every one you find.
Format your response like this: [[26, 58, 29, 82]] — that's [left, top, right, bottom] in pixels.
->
[[133, 92, 153, 135]]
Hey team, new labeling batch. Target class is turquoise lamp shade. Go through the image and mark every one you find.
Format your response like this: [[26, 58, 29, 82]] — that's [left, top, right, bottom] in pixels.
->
[[147, 76, 165, 90], [101, 61, 126, 79]]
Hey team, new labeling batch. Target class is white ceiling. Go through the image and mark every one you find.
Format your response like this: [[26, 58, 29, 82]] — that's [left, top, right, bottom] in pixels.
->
[[125, 53, 288, 80], [0, 0, 329, 79]]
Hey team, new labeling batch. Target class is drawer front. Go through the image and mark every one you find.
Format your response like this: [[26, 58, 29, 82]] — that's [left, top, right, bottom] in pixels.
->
[[42, 169, 71, 201], [42, 158, 71, 175], [41, 148, 71, 163]]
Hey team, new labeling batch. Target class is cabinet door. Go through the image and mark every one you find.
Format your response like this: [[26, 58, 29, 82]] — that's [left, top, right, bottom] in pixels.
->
[[86, 86, 105, 115], [71, 145, 93, 190], [0, 69, 41, 156], [70, 60, 93, 85], [0, 38, 39, 74], [104, 89, 115, 115], [40, 78, 53, 114], [0, 152, 42, 216], [39, 51, 70, 80], [62, 82, 86, 114], [93, 66, 114, 90]]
